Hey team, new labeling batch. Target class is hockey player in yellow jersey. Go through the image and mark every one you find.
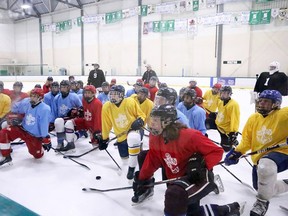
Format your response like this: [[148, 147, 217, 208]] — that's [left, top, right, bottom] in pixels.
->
[[225, 90, 288, 216], [203, 83, 221, 130], [130, 87, 153, 142], [215, 86, 240, 152], [0, 81, 11, 130], [99, 85, 146, 180]]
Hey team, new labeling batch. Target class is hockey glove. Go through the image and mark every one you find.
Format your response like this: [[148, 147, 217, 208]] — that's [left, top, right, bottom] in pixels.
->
[[208, 112, 217, 120], [224, 149, 242, 166], [132, 171, 155, 202], [48, 123, 55, 132], [91, 132, 101, 145], [98, 137, 109, 150], [228, 132, 238, 146], [131, 118, 144, 131], [187, 152, 207, 185], [42, 136, 52, 152], [7, 113, 24, 126]]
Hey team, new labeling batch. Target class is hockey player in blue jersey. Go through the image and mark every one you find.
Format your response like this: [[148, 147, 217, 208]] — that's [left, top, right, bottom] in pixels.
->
[[44, 81, 60, 109], [0, 88, 51, 166], [52, 80, 83, 152]]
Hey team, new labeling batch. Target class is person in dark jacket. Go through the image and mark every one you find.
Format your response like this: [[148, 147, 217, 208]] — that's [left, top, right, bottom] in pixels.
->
[[142, 64, 157, 85], [87, 63, 106, 88]]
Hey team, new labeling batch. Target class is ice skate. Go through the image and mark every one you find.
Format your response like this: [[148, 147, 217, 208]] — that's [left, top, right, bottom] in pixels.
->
[[250, 198, 269, 216], [0, 155, 13, 167], [59, 142, 76, 153], [214, 174, 224, 194], [131, 188, 154, 206], [127, 166, 135, 180]]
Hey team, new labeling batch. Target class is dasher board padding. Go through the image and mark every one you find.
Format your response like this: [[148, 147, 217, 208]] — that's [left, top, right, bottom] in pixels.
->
[[0, 194, 39, 216]]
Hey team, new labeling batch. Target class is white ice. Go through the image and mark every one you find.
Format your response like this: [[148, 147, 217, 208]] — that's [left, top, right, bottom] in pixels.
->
[[0, 82, 287, 216]]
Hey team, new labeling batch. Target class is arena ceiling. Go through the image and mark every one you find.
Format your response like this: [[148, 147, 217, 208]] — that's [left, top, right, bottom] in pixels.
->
[[0, 0, 106, 22]]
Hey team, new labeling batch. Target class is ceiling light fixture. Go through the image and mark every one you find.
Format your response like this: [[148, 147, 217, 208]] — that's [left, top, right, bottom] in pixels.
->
[[21, 0, 31, 9]]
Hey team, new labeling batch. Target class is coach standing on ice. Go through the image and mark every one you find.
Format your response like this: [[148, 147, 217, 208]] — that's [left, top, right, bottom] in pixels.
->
[[87, 63, 106, 88]]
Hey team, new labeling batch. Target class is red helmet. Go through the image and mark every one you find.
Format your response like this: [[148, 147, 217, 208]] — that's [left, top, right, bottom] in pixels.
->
[[213, 83, 222, 89], [30, 88, 44, 99], [84, 85, 96, 94]]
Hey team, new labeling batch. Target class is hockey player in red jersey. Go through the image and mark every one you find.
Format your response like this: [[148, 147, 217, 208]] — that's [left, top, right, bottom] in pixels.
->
[[62, 85, 102, 149], [132, 104, 244, 215]]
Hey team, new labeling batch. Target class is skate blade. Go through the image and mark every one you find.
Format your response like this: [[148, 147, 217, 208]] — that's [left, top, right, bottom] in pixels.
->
[[0, 161, 13, 168], [131, 195, 153, 206], [214, 174, 224, 193]]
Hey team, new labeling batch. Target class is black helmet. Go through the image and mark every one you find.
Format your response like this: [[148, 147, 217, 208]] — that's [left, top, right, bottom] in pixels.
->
[[138, 87, 149, 96], [110, 85, 125, 95], [220, 86, 232, 94], [150, 104, 177, 125], [101, 81, 109, 87], [183, 88, 196, 99], [51, 81, 59, 87], [156, 87, 177, 105], [60, 80, 70, 87], [13, 81, 23, 89]]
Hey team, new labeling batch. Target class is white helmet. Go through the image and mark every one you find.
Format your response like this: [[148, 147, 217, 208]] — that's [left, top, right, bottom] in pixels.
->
[[269, 61, 280, 73]]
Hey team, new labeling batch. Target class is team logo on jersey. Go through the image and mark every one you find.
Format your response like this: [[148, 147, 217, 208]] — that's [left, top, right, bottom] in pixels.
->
[[217, 112, 224, 122], [115, 114, 129, 129], [256, 125, 272, 144], [84, 110, 92, 121], [207, 98, 214, 107], [59, 104, 68, 115], [164, 153, 179, 174], [25, 114, 36, 126]]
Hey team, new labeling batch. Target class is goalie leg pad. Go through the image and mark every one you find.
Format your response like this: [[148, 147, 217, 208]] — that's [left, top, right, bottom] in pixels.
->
[[54, 118, 65, 133], [257, 158, 282, 200], [65, 120, 77, 143], [164, 184, 188, 216], [127, 131, 141, 168]]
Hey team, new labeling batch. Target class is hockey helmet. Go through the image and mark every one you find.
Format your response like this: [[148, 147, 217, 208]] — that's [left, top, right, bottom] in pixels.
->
[[83, 85, 96, 95], [154, 87, 177, 106], [30, 88, 44, 99], [149, 104, 177, 135], [51, 81, 60, 87], [183, 88, 197, 99], [13, 81, 23, 89], [60, 80, 70, 87], [259, 90, 282, 107], [269, 61, 280, 73], [220, 86, 232, 94], [109, 85, 125, 104], [137, 87, 149, 96]]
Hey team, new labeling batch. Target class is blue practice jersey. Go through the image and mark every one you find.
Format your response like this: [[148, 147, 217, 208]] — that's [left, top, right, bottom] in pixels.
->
[[44, 92, 59, 109], [12, 97, 31, 113], [13, 99, 51, 138], [125, 89, 136, 97], [51, 92, 82, 122], [176, 109, 190, 128], [97, 93, 109, 104], [177, 102, 206, 134]]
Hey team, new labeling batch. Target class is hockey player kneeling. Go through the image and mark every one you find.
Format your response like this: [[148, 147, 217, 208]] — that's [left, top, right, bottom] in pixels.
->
[[0, 88, 51, 166], [132, 104, 244, 216]]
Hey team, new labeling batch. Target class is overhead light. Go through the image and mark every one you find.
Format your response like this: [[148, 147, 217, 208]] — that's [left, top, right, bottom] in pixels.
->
[[21, 0, 31, 9]]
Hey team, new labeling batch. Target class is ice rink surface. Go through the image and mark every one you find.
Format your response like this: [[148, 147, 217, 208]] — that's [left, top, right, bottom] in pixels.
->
[[0, 81, 287, 216]]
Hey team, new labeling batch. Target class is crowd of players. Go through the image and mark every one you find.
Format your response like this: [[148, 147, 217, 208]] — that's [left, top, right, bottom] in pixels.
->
[[0, 60, 287, 216]]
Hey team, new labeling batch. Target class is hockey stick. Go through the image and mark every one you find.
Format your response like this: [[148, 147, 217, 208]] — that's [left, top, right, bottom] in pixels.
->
[[63, 130, 129, 159], [105, 149, 122, 170], [219, 163, 255, 191], [219, 141, 288, 165], [11, 139, 25, 145], [126, 81, 133, 86], [51, 147, 90, 170], [82, 176, 183, 192], [210, 138, 253, 168]]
